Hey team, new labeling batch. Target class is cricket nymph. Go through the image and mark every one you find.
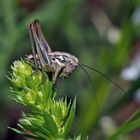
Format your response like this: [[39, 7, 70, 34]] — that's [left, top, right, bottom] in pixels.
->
[[27, 51, 79, 79], [28, 19, 79, 83]]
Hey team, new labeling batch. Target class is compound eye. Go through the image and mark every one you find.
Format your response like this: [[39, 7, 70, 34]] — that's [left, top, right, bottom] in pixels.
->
[[51, 57, 56, 61]]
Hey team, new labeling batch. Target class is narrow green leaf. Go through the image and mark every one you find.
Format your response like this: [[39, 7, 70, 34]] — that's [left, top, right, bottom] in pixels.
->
[[19, 114, 54, 139], [123, 107, 140, 126], [43, 112, 58, 137], [108, 118, 140, 140], [63, 98, 76, 136], [8, 126, 39, 139], [19, 122, 52, 139]]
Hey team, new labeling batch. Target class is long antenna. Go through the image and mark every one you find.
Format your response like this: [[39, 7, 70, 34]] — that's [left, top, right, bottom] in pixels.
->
[[81, 64, 125, 93], [78, 63, 100, 116]]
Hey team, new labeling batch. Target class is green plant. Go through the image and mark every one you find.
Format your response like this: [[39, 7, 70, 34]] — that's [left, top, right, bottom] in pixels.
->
[[9, 60, 81, 140]]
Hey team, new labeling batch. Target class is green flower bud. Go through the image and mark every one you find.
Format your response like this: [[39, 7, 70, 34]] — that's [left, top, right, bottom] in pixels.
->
[[26, 89, 36, 105], [26, 71, 42, 89], [11, 60, 32, 88]]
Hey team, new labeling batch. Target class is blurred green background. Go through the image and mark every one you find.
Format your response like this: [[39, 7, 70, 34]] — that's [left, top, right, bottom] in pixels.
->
[[1, 0, 140, 139]]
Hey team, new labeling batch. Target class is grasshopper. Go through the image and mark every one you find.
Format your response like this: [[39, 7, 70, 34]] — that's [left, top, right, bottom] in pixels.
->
[[28, 19, 79, 84]]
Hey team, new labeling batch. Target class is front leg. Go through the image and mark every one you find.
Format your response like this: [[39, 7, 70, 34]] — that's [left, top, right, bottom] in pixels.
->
[[52, 66, 62, 85]]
